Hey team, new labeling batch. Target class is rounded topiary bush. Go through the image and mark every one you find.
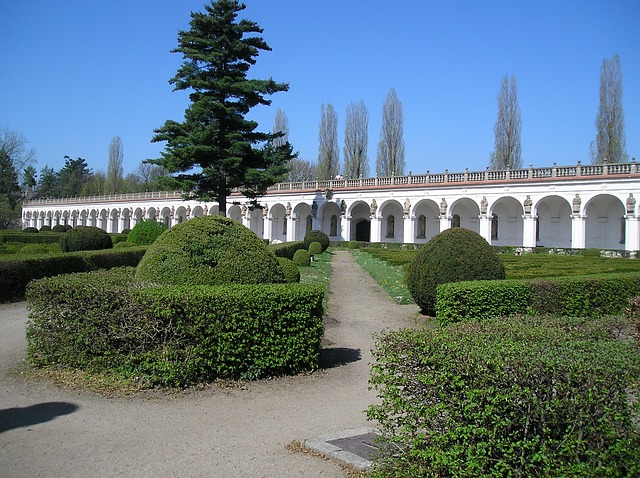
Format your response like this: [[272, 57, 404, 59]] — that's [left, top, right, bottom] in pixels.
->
[[39, 225, 51, 232], [22, 227, 39, 233], [127, 220, 168, 245], [60, 226, 113, 252], [51, 224, 67, 233], [406, 228, 505, 316], [113, 241, 136, 249], [135, 215, 284, 286], [277, 256, 300, 283], [308, 241, 323, 255], [17, 244, 58, 255], [293, 249, 311, 267], [303, 230, 330, 252], [64, 225, 73, 231]]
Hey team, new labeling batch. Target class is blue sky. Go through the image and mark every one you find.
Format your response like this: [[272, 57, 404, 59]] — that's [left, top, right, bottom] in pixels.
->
[[2, 0, 639, 179]]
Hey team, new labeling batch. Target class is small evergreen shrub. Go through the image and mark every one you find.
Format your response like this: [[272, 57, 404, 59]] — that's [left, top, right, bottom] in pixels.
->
[[113, 241, 136, 249], [277, 256, 300, 283], [51, 224, 67, 233], [121, 228, 131, 235], [64, 225, 73, 231], [22, 227, 38, 233], [303, 230, 330, 252], [269, 241, 305, 259], [60, 226, 113, 252], [39, 225, 51, 232], [135, 215, 284, 286], [308, 241, 323, 255], [406, 228, 505, 315], [293, 249, 311, 267], [127, 220, 168, 245], [369, 316, 640, 477]]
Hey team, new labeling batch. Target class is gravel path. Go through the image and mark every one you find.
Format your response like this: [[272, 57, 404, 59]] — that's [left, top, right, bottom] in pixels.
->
[[0, 250, 419, 477]]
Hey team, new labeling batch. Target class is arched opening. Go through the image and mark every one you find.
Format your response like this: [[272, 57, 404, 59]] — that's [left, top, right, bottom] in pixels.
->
[[355, 219, 371, 242]]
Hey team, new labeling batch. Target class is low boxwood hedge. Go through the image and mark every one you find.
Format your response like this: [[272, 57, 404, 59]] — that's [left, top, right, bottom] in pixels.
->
[[436, 272, 640, 324], [0, 247, 147, 303], [368, 315, 640, 477], [26, 269, 324, 386], [269, 241, 305, 259]]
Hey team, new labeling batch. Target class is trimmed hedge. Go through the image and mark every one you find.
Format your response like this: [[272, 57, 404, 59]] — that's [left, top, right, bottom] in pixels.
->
[[293, 249, 310, 267], [51, 224, 67, 233], [60, 226, 112, 252], [136, 216, 284, 286], [26, 269, 324, 386], [269, 241, 305, 259], [436, 272, 640, 324], [303, 230, 330, 252], [368, 316, 640, 477], [407, 228, 505, 316], [277, 256, 300, 283], [126, 220, 167, 245], [0, 231, 65, 244], [308, 241, 323, 255], [0, 247, 147, 303]]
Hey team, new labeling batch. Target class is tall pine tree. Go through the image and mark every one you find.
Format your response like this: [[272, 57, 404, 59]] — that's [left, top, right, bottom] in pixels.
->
[[152, 0, 294, 216]]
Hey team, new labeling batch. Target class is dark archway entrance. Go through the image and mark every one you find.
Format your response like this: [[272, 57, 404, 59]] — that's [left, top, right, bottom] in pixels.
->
[[355, 219, 371, 241]]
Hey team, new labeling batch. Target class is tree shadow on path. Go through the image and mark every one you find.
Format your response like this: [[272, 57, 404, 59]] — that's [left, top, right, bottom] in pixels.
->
[[319, 347, 361, 369], [0, 402, 79, 433]]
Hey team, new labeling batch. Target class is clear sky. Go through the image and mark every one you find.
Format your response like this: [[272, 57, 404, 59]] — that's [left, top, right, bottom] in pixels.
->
[[2, 0, 639, 179]]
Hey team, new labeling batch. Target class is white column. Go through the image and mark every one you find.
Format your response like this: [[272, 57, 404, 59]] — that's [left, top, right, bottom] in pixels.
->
[[571, 215, 586, 249], [242, 214, 251, 230], [625, 215, 639, 252], [478, 215, 491, 244], [263, 217, 272, 242], [118, 214, 127, 233], [371, 217, 382, 243], [286, 216, 295, 243], [343, 216, 352, 242], [404, 216, 415, 244], [439, 215, 450, 232], [522, 215, 537, 248]]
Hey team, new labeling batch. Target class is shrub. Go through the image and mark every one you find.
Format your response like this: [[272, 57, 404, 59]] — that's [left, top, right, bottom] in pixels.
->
[[22, 227, 38, 233], [303, 230, 330, 252], [26, 269, 324, 386], [39, 225, 51, 232], [0, 247, 147, 303], [269, 241, 305, 259], [135, 215, 284, 286], [113, 241, 135, 249], [51, 224, 67, 233], [293, 249, 310, 267], [308, 241, 323, 255], [60, 226, 113, 252], [64, 225, 73, 231], [16, 244, 60, 255], [406, 228, 505, 315], [277, 256, 300, 283], [368, 316, 640, 477], [127, 220, 168, 245], [121, 228, 131, 235]]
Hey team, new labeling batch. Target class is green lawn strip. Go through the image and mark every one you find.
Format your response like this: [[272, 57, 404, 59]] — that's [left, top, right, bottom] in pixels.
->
[[351, 249, 413, 304]]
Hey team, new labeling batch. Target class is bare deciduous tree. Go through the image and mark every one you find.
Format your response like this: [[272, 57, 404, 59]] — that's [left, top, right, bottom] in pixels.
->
[[106, 136, 124, 193], [343, 100, 369, 179], [317, 103, 340, 180], [376, 88, 405, 177], [490, 75, 522, 170], [272, 108, 289, 148], [0, 127, 37, 179], [592, 54, 627, 164], [287, 158, 317, 182]]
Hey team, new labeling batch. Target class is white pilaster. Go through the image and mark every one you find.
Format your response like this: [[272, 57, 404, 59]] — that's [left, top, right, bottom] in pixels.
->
[[625, 215, 639, 252], [522, 215, 537, 248], [371, 217, 382, 242], [478, 215, 491, 244], [404, 216, 415, 244], [571, 215, 586, 249]]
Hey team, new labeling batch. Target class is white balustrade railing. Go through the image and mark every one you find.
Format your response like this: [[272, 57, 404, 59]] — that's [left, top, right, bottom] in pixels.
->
[[24, 161, 640, 206]]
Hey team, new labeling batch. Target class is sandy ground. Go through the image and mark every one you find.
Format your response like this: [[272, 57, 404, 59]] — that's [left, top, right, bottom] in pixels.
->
[[0, 250, 419, 478]]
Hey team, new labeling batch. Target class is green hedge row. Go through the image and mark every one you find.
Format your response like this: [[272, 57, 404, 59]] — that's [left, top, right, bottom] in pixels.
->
[[368, 315, 640, 477], [269, 241, 305, 260], [0, 247, 147, 303], [0, 231, 65, 244], [26, 269, 324, 386], [436, 272, 640, 324]]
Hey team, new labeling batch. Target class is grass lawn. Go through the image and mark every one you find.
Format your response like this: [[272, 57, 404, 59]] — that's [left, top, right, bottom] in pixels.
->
[[353, 247, 640, 304]]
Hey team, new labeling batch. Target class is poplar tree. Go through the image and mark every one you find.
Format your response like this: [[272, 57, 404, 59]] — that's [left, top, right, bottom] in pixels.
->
[[343, 100, 369, 179], [376, 88, 405, 177], [317, 103, 340, 180], [490, 75, 522, 170], [592, 54, 627, 164], [152, 0, 294, 216], [106, 136, 123, 194]]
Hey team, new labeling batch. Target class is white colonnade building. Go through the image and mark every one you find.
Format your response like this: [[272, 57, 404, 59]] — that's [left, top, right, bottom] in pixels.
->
[[21, 162, 640, 253]]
